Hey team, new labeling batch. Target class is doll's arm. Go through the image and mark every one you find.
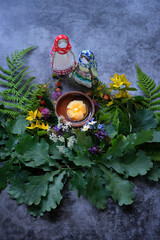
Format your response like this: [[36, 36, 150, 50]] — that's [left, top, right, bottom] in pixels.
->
[[51, 51, 56, 67], [89, 68, 94, 81], [70, 50, 76, 65]]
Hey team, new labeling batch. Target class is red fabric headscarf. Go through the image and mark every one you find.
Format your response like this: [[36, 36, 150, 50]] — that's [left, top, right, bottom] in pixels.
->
[[51, 35, 72, 55]]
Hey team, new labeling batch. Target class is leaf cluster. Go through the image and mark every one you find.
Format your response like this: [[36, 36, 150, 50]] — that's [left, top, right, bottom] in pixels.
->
[[0, 107, 160, 216], [0, 47, 37, 117]]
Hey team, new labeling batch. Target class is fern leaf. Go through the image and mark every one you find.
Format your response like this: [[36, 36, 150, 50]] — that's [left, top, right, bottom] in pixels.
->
[[0, 108, 19, 117], [151, 92, 160, 100], [18, 77, 35, 96], [0, 47, 37, 117], [0, 72, 11, 81], [151, 85, 160, 95], [0, 80, 12, 88], [150, 100, 160, 106], [136, 64, 160, 123]]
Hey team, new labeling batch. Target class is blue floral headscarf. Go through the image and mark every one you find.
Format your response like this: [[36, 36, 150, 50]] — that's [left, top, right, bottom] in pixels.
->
[[78, 50, 97, 69]]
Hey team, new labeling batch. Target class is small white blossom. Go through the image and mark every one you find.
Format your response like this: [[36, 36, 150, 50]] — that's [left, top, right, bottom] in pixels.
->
[[58, 136, 65, 143], [49, 132, 58, 142], [89, 120, 97, 126], [57, 145, 65, 154], [81, 124, 90, 131], [67, 136, 77, 149]]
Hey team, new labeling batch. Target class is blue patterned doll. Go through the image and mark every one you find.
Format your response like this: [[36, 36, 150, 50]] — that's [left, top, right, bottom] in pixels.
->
[[74, 50, 98, 88]]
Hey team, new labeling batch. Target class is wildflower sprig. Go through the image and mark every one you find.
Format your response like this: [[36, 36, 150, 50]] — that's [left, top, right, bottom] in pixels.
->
[[26, 109, 49, 130]]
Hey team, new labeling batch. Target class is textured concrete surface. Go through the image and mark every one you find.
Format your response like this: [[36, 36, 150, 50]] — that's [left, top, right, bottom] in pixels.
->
[[0, 0, 160, 239]]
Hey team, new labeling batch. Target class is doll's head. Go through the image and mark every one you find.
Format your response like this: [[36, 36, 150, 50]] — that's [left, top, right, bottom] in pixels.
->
[[51, 35, 72, 54], [78, 50, 97, 69]]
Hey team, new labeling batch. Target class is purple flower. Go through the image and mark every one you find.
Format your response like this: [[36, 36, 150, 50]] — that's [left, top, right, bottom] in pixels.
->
[[88, 146, 102, 154], [53, 125, 63, 135], [93, 101, 100, 112], [95, 129, 107, 140], [41, 108, 51, 120], [97, 124, 104, 130], [52, 91, 62, 100]]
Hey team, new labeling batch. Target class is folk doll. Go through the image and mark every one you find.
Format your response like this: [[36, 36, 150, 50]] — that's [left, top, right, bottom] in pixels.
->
[[50, 34, 76, 75], [74, 50, 98, 88]]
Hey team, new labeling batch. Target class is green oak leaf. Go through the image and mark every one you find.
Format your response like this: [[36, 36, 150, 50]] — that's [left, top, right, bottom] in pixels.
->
[[70, 171, 87, 197], [135, 129, 153, 146], [143, 143, 160, 161], [28, 171, 66, 216], [11, 115, 28, 135], [8, 170, 31, 204], [73, 129, 92, 148], [101, 167, 134, 206], [85, 171, 110, 209], [49, 142, 63, 160], [106, 150, 153, 178], [15, 135, 52, 167], [104, 124, 117, 139], [133, 109, 158, 132], [74, 150, 93, 167], [147, 163, 160, 181], [148, 131, 160, 143], [0, 160, 13, 189], [106, 134, 137, 158], [23, 171, 59, 206]]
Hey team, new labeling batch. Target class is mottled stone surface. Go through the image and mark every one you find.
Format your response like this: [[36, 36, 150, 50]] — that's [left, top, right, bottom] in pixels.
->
[[0, 0, 160, 239]]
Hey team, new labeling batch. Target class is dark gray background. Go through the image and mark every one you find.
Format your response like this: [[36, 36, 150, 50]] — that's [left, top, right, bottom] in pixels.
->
[[0, 0, 160, 239]]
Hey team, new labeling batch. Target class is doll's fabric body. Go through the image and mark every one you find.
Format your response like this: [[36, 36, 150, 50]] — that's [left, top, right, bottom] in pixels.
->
[[74, 50, 98, 88], [50, 35, 76, 75]]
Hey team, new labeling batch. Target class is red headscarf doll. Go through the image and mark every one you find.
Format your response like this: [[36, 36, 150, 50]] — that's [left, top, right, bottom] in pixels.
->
[[50, 35, 76, 75]]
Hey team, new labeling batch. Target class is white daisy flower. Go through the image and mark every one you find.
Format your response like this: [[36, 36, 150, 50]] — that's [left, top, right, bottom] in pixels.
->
[[81, 124, 90, 131]]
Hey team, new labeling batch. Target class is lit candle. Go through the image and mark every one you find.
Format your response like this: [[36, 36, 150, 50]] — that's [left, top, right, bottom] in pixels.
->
[[67, 100, 88, 121]]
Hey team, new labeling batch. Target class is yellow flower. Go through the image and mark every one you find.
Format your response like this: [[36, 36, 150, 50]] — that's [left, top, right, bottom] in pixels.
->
[[27, 121, 38, 129], [36, 121, 49, 130], [109, 73, 131, 89], [121, 74, 131, 87], [110, 73, 124, 88], [107, 97, 114, 107], [114, 90, 131, 99], [27, 120, 49, 130], [26, 110, 41, 122]]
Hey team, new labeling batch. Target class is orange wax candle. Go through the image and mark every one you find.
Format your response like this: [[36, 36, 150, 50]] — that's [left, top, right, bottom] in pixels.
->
[[67, 100, 87, 121]]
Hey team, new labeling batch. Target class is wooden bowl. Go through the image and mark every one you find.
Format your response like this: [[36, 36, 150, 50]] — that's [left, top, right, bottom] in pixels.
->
[[55, 91, 95, 127]]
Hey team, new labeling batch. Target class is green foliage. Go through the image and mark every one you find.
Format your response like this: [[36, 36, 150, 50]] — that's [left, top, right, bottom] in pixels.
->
[[0, 47, 37, 117], [147, 162, 160, 181], [106, 150, 153, 178], [28, 171, 66, 216], [1, 54, 160, 216], [132, 109, 158, 132], [101, 167, 134, 206], [85, 171, 110, 209], [136, 65, 160, 122], [70, 171, 87, 197]]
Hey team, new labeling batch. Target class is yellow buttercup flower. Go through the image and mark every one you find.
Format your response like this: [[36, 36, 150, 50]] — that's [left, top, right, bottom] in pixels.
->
[[26, 110, 41, 122]]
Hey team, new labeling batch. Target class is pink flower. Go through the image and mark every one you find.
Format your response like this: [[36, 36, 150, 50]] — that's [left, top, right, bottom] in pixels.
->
[[41, 108, 51, 120]]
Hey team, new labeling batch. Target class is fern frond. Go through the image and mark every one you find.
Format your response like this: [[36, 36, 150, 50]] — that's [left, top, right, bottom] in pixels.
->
[[0, 47, 37, 117], [0, 108, 19, 117], [136, 64, 160, 123], [18, 77, 35, 96]]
